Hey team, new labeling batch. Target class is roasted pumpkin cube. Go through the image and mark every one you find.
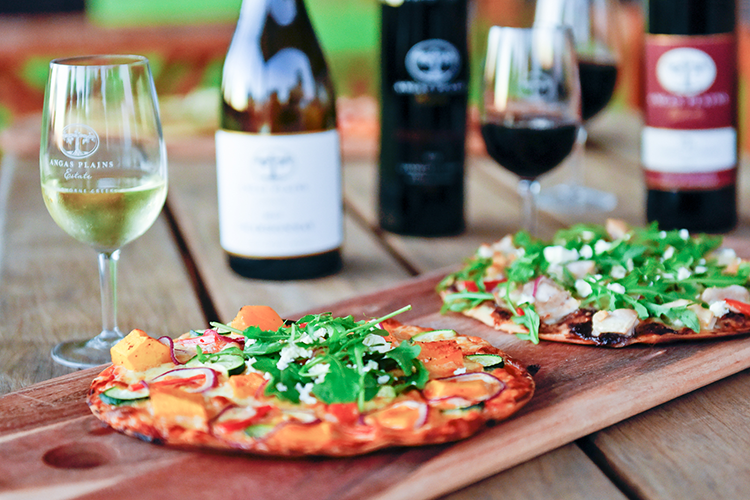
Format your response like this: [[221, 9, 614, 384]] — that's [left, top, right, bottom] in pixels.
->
[[110, 329, 171, 371], [229, 372, 267, 399], [150, 386, 208, 423]]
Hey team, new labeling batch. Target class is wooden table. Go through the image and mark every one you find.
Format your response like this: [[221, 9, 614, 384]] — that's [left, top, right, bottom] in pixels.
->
[[1, 105, 749, 499]]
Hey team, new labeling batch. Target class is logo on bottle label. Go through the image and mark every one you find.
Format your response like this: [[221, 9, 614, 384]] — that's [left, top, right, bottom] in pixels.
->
[[60, 124, 99, 159], [405, 39, 461, 84], [656, 48, 717, 97], [252, 148, 295, 181]]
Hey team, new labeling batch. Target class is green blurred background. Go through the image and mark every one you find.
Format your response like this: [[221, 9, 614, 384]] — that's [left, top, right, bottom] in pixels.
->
[[1, 0, 740, 147]]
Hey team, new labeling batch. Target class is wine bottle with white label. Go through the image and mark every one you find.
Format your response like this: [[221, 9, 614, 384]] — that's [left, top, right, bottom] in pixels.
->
[[643, 0, 737, 232], [216, 0, 343, 279]]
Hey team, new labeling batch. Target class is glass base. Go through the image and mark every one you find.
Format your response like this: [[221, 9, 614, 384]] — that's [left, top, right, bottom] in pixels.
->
[[538, 183, 617, 214], [51, 329, 123, 369]]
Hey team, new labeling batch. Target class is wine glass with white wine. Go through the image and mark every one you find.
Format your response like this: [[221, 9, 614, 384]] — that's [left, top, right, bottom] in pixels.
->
[[40, 55, 167, 368]]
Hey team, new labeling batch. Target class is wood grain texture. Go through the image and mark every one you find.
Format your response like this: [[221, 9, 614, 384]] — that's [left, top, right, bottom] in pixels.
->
[[441, 444, 628, 500], [2, 270, 750, 500], [585, 368, 750, 500]]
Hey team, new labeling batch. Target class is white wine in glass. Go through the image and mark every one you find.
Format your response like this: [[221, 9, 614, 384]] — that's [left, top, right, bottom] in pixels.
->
[[40, 55, 167, 368]]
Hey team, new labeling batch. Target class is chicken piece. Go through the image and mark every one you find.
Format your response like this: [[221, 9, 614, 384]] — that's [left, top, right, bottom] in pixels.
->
[[605, 219, 630, 240], [701, 285, 750, 305], [688, 304, 716, 330], [565, 260, 596, 280], [591, 309, 639, 337], [521, 277, 580, 324]]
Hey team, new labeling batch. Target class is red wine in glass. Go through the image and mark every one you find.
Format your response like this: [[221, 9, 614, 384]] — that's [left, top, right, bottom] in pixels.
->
[[480, 26, 581, 235], [481, 116, 579, 179], [533, 0, 621, 213], [578, 60, 618, 121]]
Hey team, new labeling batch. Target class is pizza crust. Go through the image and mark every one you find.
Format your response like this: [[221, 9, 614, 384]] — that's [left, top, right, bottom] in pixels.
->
[[441, 290, 750, 347]]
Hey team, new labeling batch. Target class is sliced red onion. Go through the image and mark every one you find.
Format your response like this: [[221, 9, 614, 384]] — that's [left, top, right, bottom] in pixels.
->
[[158, 336, 183, 365], [203, 329, 246, 347], [426, 372, 506, 405], [532, 276, 542, 298], [210, 403, 239, 423], [175, 330, 244, 350], [150, 367, 218, 393], [216, 333, 245, 348], [281, 409, 319, 424]]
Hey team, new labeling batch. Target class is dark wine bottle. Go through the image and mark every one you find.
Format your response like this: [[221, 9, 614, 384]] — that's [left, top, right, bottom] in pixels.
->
[[216, 0, 343, 280], [643, 0, 737, 232], [378, 0, 468, 236]]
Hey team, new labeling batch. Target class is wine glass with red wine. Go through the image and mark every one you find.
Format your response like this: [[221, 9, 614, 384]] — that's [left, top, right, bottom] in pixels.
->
[[534, 0, 620, 213], [480, 26, 582, 234]]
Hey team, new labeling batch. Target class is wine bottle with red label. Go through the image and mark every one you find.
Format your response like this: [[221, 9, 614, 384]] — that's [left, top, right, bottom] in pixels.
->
[[216, 0, 343, 280], [642, 0, 737, 232]]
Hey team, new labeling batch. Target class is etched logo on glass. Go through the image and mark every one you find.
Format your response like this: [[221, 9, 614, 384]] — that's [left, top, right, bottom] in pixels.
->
[[61, 124, 99, 159], [405, 39, 461, 84], [657, 48, 716, 97], [519, 71, 557, 102], [253, 148, 294, 181]]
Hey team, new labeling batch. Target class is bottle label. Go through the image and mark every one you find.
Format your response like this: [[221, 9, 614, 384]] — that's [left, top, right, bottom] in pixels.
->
[[216, 130, 342, 258], [642, 34, 736, 190]]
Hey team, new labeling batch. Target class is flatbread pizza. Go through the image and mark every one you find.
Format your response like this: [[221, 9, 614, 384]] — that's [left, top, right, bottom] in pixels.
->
[[88, 305, 534, 456], [438, 220, 750, 347]]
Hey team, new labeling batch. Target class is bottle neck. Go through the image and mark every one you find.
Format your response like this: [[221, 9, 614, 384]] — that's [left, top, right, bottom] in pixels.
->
[[647, 0, 735, 35], [236, 0, 303, 33]]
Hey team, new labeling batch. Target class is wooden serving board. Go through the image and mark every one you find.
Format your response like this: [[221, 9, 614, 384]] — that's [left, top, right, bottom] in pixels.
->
[[3, 267, 750, 500]]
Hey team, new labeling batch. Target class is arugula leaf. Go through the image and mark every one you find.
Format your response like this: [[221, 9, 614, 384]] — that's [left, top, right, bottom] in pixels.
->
[[512, 303, 541, 344], [210, 306, 429, 407], [436, 256, 493, 291], [384, 341, 422, 375], [311, 357, 359, 404]]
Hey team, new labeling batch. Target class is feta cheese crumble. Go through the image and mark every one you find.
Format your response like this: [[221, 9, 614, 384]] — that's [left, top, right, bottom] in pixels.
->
[[295, 382, 316, 405], [575, 279, 593, 297], [543, 245, 579, 265], [306, 362, 330, 384], [709, 300, 730, 317], [594, 240, 612, 255], [607, 283, 626, 294], [277, 343, 313, 370], [363, 333, 393, 353]]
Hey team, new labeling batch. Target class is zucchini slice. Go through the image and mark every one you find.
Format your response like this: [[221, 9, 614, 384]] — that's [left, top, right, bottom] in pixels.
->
[[100, 386, 150, 405], [210, 354, 246, 376], [244, 424, 275, 439], [465, 354, 504, 369], [186, 353, 246, 376], [411, 329, 458, 342]]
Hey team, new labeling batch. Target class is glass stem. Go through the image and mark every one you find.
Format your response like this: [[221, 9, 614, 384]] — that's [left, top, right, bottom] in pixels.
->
[[97, 249, 123, 343], [570, 127, 588, 188], [518, 179, 541, 236]]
